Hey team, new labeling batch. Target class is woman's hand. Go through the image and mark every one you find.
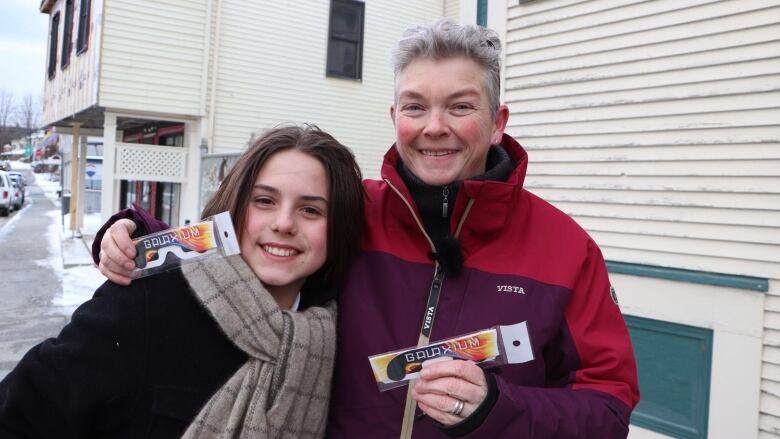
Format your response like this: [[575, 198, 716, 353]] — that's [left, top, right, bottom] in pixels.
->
[[412, 359, 488, 426], [97, 219, 138, 286]]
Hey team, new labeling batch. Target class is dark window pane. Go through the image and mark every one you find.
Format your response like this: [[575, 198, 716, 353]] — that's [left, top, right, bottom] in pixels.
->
[[61, 0, 74, 68], [48, 13, 60, 80], [331, 3, 360, 38], [77, 0, 91, 53], [326, 0, 364, 80], [327, 40, 357, 78]]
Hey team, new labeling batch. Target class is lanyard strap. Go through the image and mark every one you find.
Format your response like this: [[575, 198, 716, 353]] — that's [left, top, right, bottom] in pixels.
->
[[400, 265, 445, 439]]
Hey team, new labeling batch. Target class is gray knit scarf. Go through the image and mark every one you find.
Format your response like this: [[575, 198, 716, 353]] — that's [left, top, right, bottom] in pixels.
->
[[180, 254, 337, 439]]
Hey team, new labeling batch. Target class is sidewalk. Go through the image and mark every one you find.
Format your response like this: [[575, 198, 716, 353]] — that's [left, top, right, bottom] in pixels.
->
[[36, 174, 99, 267], [34, 174, 105, 313]]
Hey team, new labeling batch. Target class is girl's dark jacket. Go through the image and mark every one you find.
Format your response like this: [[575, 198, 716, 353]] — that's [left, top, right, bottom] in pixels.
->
[[0, 268, 332, 438], [0, 270, 243, 438]]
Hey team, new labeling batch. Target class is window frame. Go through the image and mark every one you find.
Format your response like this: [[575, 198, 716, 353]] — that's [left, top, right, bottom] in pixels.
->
[[325, 0, 365, 81], [48, 12, 60, 80], [76, 0, 92, 55], [61, 0, 74, 69], [477, 0, 488, 27], [626, 315, 712, 439]]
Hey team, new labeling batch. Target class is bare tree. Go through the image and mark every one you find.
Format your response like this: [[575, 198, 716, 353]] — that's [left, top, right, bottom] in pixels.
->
[[0, 89, 14, 128], [0, 90, 15, 149], [15, 94, 41, 135]]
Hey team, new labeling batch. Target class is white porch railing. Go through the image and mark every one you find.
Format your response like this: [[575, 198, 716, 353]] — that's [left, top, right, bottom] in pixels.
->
[[114, 142, 188, 183]]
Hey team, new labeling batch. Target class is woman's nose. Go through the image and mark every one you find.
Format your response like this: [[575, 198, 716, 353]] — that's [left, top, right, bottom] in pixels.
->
[[423, 110, 449, 138]]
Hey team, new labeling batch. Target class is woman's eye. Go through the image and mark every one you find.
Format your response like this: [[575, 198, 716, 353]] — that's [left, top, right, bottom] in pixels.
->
[[254, 196, 273, 205], [452, 103, 475, 114]]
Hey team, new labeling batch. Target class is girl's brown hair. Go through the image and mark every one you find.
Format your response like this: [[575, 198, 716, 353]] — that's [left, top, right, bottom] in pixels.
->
[[201, 124, 364, 285]]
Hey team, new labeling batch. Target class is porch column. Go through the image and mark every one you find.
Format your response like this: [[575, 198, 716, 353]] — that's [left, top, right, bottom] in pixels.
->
[[179, 119, 204, 225], [101, 113, 117, 223], [69, 122, 81, 233], [77, 132, 87, 229]]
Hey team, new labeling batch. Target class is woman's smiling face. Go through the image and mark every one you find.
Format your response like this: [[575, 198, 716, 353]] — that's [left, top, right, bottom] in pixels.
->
[[239, 149, 329, 301]]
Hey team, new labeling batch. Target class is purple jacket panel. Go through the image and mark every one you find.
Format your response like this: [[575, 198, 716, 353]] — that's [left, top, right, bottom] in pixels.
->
[[328, 251, 628, 438]]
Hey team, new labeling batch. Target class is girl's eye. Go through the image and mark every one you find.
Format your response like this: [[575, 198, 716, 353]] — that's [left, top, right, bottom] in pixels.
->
[[301, 206, 324, 217], [254, 196, 273, 205]]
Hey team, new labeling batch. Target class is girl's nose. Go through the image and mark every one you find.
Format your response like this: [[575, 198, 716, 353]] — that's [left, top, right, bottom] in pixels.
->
[[271, 209, 297, 235]]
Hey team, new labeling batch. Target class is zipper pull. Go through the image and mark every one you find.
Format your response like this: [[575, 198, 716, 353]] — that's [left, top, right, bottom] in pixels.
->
[[442, 186, 449, 218]]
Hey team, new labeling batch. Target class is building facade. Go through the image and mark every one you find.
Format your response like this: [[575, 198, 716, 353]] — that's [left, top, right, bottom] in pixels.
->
[[502, 0, 780, 437], [39, 0, 470, 226]]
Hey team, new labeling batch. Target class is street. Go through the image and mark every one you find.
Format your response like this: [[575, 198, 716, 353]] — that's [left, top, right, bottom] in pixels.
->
[[0, 167, 102, 380]]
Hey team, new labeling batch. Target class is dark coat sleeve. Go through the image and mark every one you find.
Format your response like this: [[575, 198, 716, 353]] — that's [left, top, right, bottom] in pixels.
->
[[91, 207, 171, 265], [0, 280, 148, 438]]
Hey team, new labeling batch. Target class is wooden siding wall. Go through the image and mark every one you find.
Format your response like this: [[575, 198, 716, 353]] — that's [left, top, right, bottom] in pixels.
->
[[209, 0, 447, 179], [504, 0, 780, 436], [445, 0, 461, 22], [42, 0, 101, 126], [99, 0, 210, 116]]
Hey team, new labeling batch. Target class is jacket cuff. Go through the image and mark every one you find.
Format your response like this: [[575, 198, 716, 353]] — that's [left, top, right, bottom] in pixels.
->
[[438, 369, 499, 437], [91, 207, 169, 264]]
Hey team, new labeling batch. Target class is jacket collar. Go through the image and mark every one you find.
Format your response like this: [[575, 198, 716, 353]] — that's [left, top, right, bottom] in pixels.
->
[[380, 134, 529, 252], [380, 133, 528, 189]]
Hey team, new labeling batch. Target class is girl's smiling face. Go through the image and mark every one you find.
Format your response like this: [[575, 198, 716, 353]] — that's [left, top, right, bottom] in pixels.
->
[[239, 149, 329, 304]]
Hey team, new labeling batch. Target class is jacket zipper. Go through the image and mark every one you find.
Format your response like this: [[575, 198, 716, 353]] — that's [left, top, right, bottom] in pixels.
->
[[442, 186, 449, 218], [383, 178, 475, 340], [386, 177, 475, 437]]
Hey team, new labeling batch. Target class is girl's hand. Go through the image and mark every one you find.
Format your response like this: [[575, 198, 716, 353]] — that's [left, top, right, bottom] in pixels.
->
[[98, 219, 137, 285]]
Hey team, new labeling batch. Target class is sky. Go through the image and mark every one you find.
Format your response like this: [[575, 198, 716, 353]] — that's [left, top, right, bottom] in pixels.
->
[[0, 0, 50, 100]]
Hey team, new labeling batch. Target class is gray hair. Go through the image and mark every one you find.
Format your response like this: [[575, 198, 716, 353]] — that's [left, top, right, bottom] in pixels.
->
[[390, 18, 502, 120]]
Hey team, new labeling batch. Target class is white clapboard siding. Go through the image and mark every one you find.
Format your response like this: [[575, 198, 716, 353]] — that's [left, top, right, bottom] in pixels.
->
[[42, 0, 102, 127], [98, 0, 209, 116], [505, 1, 780, 435], [445, 0, 460, 21], [209, 0, 448, 179], [506, 0, 780, 278]]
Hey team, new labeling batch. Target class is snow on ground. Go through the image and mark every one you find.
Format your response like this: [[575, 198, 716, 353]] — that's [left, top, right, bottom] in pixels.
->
[[25, 168, 107, 316], [32, 172, 62, 203], [9, 161, 32, 171], [46, 211, 106, 315]]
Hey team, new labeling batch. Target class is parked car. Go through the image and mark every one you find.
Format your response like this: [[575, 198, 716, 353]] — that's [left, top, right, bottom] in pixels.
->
[[9, 179, 23, 210], [0, 171, 12, 216], [7, 171, 25, 188], [7, 173, 25, 206]]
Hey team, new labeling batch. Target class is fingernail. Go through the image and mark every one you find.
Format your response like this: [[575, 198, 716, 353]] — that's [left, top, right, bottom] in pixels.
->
[[125, 262, 135, 270]]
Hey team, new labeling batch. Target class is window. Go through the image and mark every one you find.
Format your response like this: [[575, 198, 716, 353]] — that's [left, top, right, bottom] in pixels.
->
[[626, 315, 712, 439], [326, 0, 364, 80], [76, 0, 91, 54], [48, 12, 60, 80], [61, 0, 74, 68]]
